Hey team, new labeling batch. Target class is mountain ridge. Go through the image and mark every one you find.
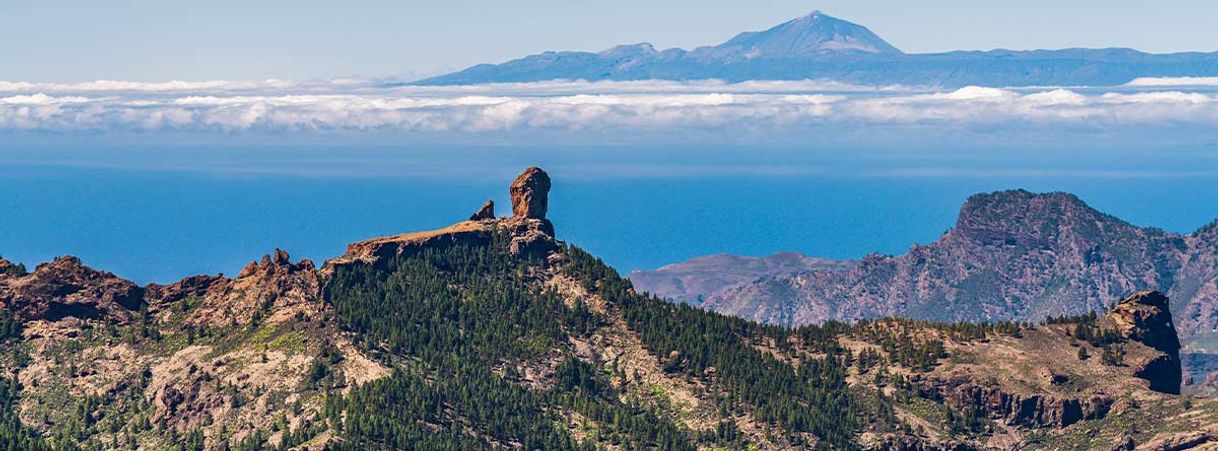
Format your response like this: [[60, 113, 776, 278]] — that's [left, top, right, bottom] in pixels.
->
[[418, 11, 1218, 87], [630, 189, 1218, 339]]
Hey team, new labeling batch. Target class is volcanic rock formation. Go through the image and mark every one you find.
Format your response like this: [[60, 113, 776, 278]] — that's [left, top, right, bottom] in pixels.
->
[[470, 199, 496, 220], [0, 256, 143, 323], [325, 167, 560, 273], [510, 167, 551, 219], [1102, 291, 1183, 394]]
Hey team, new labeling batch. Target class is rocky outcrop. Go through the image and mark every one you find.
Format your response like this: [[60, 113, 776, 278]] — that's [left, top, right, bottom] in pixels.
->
[[146, 274, 226, 306], [470, 199, 496, 220], [0, 257, 26, 277], [0, 256, 143, 323], [501, 217, 559, 256], [1103, 291, 1183, 394], [862, 435, 976, 451], [921, 376, 1112, 428], [149, 249, 321, 326], [205, 249, 320, 326], [510, 167, 551, 219], [1135, 431, 1213, 451], [325, 168, 561, 274]]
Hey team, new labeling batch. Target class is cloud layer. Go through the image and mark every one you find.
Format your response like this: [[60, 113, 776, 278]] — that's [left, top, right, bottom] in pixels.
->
[[1, 79, 1216, 135]]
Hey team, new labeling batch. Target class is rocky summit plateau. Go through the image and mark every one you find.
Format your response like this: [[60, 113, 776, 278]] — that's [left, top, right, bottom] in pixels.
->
[[2, 168, 1218, 450]]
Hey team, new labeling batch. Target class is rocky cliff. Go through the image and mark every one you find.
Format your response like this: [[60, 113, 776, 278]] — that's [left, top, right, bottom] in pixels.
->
[[323, 167, 559, 277], [1103, 291, 1183, 394]]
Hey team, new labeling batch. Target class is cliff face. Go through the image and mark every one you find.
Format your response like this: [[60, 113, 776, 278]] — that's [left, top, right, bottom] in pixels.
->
[[1103, 291, 1183, 394], [925, 377, 1113, 429]]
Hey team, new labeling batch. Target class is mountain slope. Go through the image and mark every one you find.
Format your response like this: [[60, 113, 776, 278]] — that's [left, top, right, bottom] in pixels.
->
[[1, 169, 1217, 449], [625, 252, 854, 306], [631, 190, 1218, 345], [418, 11, 1218, 87]]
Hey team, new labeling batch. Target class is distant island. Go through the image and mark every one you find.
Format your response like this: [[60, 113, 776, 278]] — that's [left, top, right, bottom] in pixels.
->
[[418, 11, 1218, 87]]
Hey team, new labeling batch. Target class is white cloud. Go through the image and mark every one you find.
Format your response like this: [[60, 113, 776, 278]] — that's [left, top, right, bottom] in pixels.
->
[[1125, 77, 1218, 87], [0, 80, 1216, 134], [0, 94, 93, 105], [1021, 89, 1088, 106], [1100, 91, 1214, 104]]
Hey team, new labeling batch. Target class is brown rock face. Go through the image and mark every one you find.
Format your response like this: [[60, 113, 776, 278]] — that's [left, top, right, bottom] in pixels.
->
[[0, 256, 143, 323], [0, 257, 26, 277], [146, 274, 226, 306], [470, 199, 496, 221], [1103, 290, 1182, 394], [862, 435, 974, 451], [149, 249, 322, 327], [1136, 431, 1213, 450], [510, 167, 551, 219], [928, 378, 1112, 428]]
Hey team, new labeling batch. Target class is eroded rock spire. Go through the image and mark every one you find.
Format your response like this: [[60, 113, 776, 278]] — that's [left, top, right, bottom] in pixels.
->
[[469, 200, 495, 221], [510, 167, 550, 219]]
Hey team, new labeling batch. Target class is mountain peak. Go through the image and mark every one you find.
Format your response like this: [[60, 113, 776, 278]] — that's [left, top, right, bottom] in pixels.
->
[[798, 10, 837, 21], [953, 190, 1115, 242], [712, 10, 902, 58], [598, 42, 658, 58]]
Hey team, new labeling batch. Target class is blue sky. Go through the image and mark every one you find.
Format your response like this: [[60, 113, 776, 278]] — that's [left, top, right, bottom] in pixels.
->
[[3, 1, 1218, 281], [3, 0, 1217, 82]]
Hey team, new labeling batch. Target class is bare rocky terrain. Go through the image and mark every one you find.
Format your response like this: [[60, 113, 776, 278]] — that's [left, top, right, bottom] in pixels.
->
[[1, 170, 1217, 449]]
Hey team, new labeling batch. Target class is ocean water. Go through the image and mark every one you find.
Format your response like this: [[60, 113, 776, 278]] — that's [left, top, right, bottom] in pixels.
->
[[1, 144, 1217, 284]]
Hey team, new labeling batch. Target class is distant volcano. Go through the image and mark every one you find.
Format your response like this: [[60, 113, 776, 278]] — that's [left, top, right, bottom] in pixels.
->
[[418, 11, 1218, 87], [703, 11, 902, 59]]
